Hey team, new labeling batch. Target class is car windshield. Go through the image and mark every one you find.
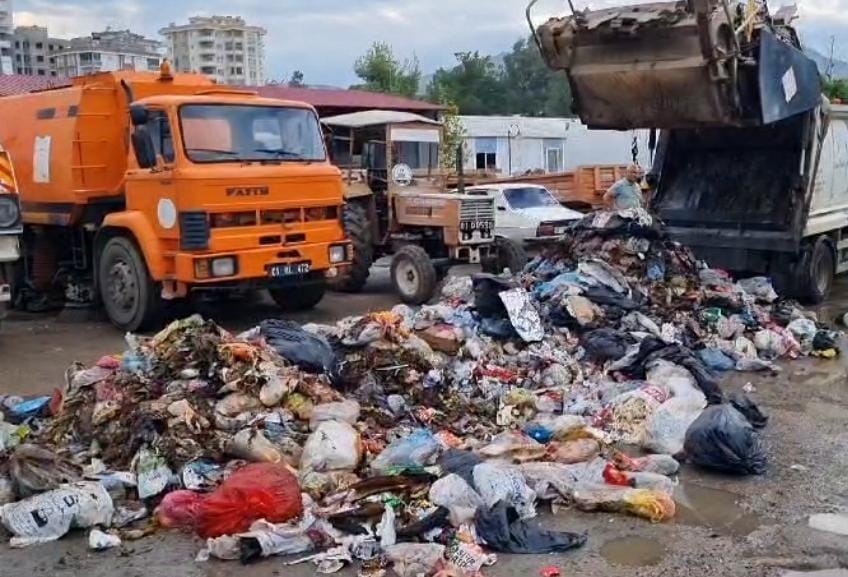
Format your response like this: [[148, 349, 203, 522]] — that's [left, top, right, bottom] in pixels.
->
[[180, 104, 326, 163], [504, 187, 560, 209]]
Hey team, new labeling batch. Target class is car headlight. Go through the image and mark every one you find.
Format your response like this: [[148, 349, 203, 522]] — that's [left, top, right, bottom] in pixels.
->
[[0, 196, 20, 229], [329, 245, 346, 264]]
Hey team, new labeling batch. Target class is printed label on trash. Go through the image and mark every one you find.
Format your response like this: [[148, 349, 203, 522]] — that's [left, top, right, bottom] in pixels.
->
[[498, 288, 544, 343]]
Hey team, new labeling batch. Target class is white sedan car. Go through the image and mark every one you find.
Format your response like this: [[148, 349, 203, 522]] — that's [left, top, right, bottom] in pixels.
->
[[464, 183, 584, 244]]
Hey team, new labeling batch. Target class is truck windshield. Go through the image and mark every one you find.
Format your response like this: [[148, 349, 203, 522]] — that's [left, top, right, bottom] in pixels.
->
[[180, 104, 326, 163], [504, 187, 560, 209]]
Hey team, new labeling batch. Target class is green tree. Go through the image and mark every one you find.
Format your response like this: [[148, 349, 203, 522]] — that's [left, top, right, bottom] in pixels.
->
[[502, 37, 573, 117], [353, 42, 421, 98], [288, 70, 305, 87], [426, 52, 508, 115], [438, 101, 467, 169], [822, 76, 848, 102]]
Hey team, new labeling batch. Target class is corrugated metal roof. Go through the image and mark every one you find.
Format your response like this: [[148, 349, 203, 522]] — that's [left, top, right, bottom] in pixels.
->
[[0, 74, 443, 113], [459, 115, 574, 139], [0, 75, 71, 97], [255, 85, 443, 112], [323, 110, 441, 128]]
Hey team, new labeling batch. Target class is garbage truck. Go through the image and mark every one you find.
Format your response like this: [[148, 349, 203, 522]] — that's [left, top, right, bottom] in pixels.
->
[[0, 65, 352, 330], [530, 0, 848, 302], [0, 145, 22, 329]]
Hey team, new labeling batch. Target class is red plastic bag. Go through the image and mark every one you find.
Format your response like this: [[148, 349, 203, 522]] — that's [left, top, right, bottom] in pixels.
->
[[156, 490, 207, 529], [196, 463, 302, 538], [602, 463, 633, 487]]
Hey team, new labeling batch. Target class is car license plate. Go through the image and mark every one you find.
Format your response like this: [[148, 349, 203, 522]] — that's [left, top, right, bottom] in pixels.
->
[[268, 262, 310, 278]]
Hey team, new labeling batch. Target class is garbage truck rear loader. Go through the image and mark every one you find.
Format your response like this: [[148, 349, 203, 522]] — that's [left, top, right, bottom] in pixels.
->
[[531, 0, 848, 301], [0, 68, 351, 330]]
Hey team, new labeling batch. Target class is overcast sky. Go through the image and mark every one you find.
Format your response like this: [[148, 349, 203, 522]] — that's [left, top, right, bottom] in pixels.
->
[[12, 0, 848, 86]]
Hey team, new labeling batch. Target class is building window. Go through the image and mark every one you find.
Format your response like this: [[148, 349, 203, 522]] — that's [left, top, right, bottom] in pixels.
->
[[474, 138, 498, 170], [235, 42, 243, 50], [48, 44, 53, 50], [14, 41, 19, 48], [37, 69, 45, 76], [543, 139, 564, 173], [36, 55, 44, 62], [147, 57, 159, 68]]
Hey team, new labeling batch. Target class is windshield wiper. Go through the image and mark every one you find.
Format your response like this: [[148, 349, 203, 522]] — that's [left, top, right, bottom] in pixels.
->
[[186, 148, 238, 156], [254, 148, 304, 159]]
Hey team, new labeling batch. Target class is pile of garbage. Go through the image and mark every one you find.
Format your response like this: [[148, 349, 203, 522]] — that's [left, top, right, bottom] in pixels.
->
[[0, 209, 838, 575]]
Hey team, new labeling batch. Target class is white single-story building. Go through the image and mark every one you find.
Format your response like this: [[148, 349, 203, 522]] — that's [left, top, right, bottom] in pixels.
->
[[458, 115, 651, 175]]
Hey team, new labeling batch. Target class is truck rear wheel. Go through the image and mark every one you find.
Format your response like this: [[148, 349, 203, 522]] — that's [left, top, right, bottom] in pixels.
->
[[797, 237, 835, 304], [269, 282, 326, 312], [98, 236, 161, 332], [330, 201, 373, 293], [391, 245, 437, 305]]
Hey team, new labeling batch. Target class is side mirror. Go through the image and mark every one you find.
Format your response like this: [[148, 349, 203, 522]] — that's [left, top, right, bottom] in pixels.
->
[[129, 104, 149, 127], [131, 126, 157, 169]]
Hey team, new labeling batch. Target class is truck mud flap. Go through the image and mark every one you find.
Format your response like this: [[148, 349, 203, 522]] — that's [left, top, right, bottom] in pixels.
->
[[758, 29, 822, 125]]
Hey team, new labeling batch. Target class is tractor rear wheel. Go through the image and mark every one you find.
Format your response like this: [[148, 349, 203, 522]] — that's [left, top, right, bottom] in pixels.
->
[[330, 201, 373, 293]]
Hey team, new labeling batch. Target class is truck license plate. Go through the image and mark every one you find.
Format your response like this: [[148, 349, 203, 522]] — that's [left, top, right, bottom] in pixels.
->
[[268, 262, 310, 278]]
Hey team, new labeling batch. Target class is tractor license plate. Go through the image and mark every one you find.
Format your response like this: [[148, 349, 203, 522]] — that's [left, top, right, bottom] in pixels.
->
[[268, 262, 310, 278], [460, 220, 492, 232]]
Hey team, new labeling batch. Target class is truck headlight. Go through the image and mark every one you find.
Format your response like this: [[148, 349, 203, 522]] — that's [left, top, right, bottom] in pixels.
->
[[0, 196, 20, 228], [329, 245, 346, 264], [211, 257, 236, 277]]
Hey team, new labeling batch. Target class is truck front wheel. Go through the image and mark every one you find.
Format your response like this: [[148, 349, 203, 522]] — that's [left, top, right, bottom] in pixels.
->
[[98, 236, 161, 332], [797, 237, 835, 304], [269, 282, 326, 312], [391, 245, 437, 305]]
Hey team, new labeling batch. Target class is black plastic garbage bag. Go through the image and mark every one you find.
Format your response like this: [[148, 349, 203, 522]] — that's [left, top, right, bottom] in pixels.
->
[[472, 274, 516, 319], [729, 393, 769, 429], [480, 317, 518, 340], [582, 328, 629, 362], [582, 286, 641, 311], [475, 501, 587, 554], [813, 330, 839, 352], [683, 404, 767, 475], [438, 449, 483, 486], [260, 319, 339, 380]]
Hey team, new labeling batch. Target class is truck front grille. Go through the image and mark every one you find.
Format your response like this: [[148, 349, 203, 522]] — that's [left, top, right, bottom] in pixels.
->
[[179, 211, 209, 251], [460, 198, 495, 222]]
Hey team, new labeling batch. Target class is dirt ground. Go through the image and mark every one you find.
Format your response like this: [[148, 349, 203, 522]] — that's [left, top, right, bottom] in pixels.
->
[[1, 268, 848, 577]]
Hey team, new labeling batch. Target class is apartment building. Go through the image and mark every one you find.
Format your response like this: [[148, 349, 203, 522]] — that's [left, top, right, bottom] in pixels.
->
[[0, 0, 13, 74], [53, 29, 163, 77], [12, 25, 69, 76], [160, 16, 266, 85]]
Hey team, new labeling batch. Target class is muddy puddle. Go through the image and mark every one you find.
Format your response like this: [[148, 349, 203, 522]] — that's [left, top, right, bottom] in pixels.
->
[[674, 483, 763, 536], [600, 536, 666, 567]]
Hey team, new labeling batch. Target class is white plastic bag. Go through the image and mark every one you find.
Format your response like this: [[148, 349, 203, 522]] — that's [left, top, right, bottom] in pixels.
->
[[499, 288, 544, 343], [0, 482, 114, 548], [644, 397, 705, 455], [472, 462, 537, 520], [309, 400, 360, 430], [385, 543, 446, 577], [371, 429, 441, 473], [88, 528, 121, 551], [645, 359, 704, 403], [429, 474, 484, 526], [301, 420, 362, 472]]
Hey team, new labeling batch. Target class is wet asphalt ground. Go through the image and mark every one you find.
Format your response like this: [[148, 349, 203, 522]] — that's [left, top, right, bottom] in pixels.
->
[[1, 267, 847, 577]]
